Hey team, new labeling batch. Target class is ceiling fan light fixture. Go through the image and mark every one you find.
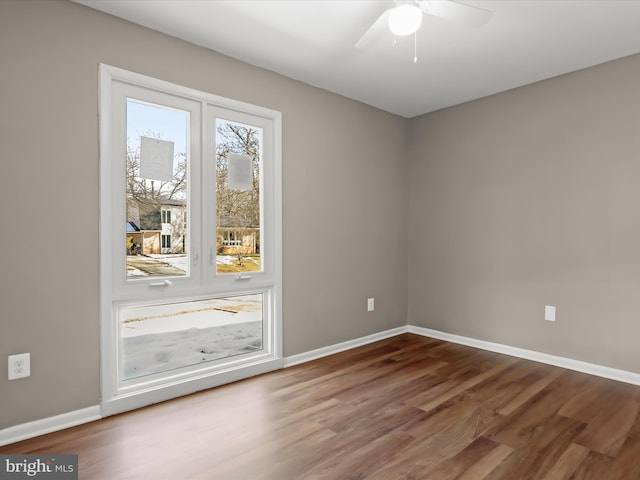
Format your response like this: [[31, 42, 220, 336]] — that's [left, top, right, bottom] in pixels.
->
[[388, 4, 423, 36]]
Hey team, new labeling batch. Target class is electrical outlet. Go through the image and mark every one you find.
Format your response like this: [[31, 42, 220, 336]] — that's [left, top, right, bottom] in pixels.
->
[[367, 298, 375, 312], [8, 353, 30, 380], [544, 305, 556, 322]]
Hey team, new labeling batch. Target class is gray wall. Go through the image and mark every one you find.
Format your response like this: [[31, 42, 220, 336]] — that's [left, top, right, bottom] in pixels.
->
[[0, 0, 408, 429], [408, 53, 640, 374]]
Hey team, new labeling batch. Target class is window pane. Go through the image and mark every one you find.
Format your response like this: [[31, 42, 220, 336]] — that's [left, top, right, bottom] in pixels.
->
[[126, 100, 189, 279], [215, 119, 262, 274], [120, 294, 263, 380]]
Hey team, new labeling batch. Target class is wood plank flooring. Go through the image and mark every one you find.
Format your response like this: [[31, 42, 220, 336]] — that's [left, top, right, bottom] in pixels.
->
[[3, 333, 640, 479]]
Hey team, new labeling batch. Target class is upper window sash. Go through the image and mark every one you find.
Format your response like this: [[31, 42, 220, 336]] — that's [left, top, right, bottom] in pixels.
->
[[100, 64, 282, 300]]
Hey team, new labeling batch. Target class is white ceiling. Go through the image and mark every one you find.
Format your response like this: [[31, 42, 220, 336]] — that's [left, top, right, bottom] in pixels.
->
[[74, 0, 640, 118]]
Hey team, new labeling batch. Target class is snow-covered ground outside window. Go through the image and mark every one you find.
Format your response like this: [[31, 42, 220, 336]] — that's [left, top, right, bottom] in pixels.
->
[[121, 294, 262, 379]]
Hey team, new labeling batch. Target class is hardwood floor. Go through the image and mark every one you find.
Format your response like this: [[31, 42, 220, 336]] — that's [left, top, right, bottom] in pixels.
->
[[3, 333, 640, 479]]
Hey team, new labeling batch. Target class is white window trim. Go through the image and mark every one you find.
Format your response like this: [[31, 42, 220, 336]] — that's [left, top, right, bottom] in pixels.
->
[[99, 64, 283, 416]]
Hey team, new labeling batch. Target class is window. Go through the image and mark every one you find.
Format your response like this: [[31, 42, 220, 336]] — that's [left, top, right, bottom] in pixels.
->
[[100, 64, 282, 416]]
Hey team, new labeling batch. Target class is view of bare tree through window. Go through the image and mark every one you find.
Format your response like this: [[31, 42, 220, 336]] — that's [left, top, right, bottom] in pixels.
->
[[125, 100, 189, 279], [215, 119, 263, 274], [124, 105, 263, 278]]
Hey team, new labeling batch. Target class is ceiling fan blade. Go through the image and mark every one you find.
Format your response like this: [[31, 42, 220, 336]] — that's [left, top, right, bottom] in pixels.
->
[[355, 7, 393, 49], [420, 1, 492, 27]]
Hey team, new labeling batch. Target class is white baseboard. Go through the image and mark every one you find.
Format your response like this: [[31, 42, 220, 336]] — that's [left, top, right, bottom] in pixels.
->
[[409, 325, 640, 386], [283, 326, 408, 367], [4, 324, 640, 447], [0, 405, 101, 447], [1, 328, 408, 447]]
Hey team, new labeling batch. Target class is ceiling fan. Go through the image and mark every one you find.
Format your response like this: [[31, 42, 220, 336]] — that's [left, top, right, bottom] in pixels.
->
[[355, 0, 492, 56]]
